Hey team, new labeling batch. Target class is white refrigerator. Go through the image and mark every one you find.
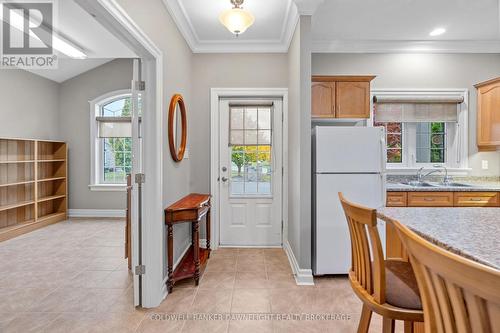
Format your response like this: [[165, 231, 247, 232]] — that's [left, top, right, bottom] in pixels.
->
[[312, 126, 386, 275]]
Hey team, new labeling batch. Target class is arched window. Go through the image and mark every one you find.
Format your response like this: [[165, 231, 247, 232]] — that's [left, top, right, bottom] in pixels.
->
[[89, 90, 132, 191]]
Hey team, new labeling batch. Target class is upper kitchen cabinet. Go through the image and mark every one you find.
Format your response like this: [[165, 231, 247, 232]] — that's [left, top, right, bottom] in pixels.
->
[[312, 76, 375, 119], [312, 82, 335, 118], [475, 77, 500, 151]]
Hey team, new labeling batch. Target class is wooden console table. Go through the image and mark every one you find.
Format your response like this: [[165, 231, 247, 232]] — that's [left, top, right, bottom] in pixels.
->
[[165, 193, 211, 292]]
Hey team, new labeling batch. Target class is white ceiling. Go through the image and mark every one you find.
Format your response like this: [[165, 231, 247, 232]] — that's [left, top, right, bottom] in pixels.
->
[[25, 0, 135, 83], [163, 0, 298, 52], [312, 0, 500, 52], [163, 0, 500, 53], [313, 0, 498, 41], [26, 59, 113, 83], [56, 0, 136, 59]]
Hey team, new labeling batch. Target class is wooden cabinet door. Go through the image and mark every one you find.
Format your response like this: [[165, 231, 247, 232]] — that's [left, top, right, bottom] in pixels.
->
[[386, 192, 407, 207], [476, 80, 500, 149], [312, 82, 335, 118], [454, 192, 499, 207], [407, 192, 454, 207], [336, 81, 370, 118]]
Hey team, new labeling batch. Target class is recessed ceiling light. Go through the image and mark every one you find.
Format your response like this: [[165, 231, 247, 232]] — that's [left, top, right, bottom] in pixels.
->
[[429, 28, 446, 37]]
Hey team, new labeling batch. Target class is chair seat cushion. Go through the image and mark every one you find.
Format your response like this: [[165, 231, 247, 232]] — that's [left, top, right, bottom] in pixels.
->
[[385, 260, 422, 310]]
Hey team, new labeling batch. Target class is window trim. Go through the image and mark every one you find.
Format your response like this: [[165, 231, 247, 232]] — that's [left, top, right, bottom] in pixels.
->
[[370, 88, 469, 174], [89, 89, 131, 192]]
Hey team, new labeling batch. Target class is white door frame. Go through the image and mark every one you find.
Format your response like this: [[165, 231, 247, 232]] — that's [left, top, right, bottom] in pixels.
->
[[210, 88, 289, 250], [76, 0, 164, 308]]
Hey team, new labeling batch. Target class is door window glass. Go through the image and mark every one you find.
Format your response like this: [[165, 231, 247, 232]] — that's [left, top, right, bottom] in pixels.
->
[[229, 106, 273, 196]]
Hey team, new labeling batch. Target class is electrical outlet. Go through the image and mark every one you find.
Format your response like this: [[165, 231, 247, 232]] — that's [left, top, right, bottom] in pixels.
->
[[481, 160, 489, 170]]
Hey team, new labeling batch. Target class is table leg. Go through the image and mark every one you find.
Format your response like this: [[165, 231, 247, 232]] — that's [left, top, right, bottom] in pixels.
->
[[192, 221, 200, 285], [167, 224, 174, 293], [206, 208, 211, 257]]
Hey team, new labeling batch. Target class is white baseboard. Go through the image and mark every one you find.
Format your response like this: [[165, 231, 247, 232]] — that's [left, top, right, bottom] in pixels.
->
[[68, 209, 126, 218], [162, 237, 192, 297], [283, 240, 315, 285], [174, 238, 192, 269], [199, 238, 209, 248]]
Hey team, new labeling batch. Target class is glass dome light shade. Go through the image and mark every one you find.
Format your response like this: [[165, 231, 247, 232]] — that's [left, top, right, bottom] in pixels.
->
[[219, 8, 255, 35]]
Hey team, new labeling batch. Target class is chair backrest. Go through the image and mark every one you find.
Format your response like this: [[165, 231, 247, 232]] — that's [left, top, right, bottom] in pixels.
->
[[393, 219, 500, 333], [338, 192, 386, 304]]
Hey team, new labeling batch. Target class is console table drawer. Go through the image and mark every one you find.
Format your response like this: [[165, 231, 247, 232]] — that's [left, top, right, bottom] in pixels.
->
[[454, 192, 499, 207], [407, 192, 453, 207]]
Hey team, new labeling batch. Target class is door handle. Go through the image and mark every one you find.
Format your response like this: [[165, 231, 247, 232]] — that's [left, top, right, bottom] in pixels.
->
[[221, 177, 228, 182]]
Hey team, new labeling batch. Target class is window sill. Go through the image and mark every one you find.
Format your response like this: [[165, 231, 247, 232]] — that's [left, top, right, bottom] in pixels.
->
[[386, 167, 471, 176], [89, 184, 127, 192]]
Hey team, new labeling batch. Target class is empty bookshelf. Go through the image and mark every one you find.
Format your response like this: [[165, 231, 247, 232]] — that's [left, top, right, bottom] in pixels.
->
[[0, 138, 67, 241]]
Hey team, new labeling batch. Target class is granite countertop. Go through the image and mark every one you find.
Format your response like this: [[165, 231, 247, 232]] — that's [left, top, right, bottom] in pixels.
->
[[386, 181, 500, 192], [377, 207, 500, 269]]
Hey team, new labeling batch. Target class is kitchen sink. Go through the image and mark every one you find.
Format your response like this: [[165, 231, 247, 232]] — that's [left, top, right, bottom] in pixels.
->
[[437, 182, 474, 187], [399, 181, 475, 188], [400, 181, 436, 187]]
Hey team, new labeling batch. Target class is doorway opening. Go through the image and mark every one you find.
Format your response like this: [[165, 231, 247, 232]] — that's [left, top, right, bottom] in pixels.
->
[[74, 0, 164, 308]]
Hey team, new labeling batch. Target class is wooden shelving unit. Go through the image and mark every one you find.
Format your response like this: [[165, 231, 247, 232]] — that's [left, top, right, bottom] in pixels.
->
[[0, 138, 67, 242]]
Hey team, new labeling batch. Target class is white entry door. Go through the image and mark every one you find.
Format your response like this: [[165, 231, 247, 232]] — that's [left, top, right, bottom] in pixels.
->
[[219, 98, 283, 246]]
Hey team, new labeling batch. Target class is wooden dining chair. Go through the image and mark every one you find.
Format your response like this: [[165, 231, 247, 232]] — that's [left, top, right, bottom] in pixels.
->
[[338, 193, 424, 333], [393, 218, 500, 333]]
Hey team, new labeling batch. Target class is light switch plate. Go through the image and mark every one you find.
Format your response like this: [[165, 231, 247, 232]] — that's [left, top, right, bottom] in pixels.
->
[[482, 160, 488, 170], [184, 149, 189, 159]]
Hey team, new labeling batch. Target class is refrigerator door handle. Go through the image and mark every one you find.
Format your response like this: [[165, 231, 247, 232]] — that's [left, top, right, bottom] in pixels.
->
[[380, 134, 386, 173]]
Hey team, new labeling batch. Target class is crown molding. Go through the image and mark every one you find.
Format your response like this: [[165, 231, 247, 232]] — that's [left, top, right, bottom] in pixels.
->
[[312, 40, 500, 53], [162, 0, 299, 53], [162, 0, 199, 51], [292, 0, 325, 15]]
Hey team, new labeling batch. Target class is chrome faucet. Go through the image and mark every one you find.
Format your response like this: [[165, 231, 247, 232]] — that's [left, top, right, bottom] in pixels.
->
[[416, 167, 442, 183], [433, 165, 452, 184]]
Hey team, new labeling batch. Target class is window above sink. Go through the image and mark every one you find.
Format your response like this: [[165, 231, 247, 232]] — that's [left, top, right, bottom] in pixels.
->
[[371, 89, 469, 173]]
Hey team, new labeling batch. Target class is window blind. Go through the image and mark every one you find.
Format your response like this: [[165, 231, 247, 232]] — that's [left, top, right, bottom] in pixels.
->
[[229, 106, 272, 146], [374, 103, 459, 123], [97, 116, 141, 138]]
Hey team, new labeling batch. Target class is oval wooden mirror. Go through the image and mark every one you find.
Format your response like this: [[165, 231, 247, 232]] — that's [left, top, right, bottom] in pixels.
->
[[168, 94, 187, 162]]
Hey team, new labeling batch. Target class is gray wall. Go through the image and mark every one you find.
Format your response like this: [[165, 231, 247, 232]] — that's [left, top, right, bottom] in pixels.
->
[[190, 53, 289, 193], [116, 0, 193, 281], [0, 70, 59, 140], [312, 53, 500, 176], [287, 16, 313, 270], [58, 58, 133, 210]]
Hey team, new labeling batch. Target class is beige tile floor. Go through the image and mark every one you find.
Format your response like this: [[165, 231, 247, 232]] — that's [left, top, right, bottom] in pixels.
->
[[0, 220, 404, 332]]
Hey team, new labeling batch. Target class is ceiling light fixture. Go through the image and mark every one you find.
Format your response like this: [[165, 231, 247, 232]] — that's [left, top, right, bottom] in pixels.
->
[[219, 0, 255, 36], [429, 27, 446, 37]]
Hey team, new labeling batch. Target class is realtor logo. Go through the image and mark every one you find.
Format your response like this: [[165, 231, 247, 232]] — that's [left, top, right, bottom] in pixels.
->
[[1, 0, 57, 68]]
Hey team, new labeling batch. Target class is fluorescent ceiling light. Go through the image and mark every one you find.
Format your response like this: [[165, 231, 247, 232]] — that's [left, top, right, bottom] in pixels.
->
[[429, 28, 446, 36], [52, 36, 87, 59], [3, 9, 87, 59]]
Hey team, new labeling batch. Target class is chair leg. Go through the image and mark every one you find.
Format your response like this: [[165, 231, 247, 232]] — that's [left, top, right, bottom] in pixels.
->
[[404, 321, 414, 333], [357, 304, 372, 333], [382, 317, 395, 333]]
